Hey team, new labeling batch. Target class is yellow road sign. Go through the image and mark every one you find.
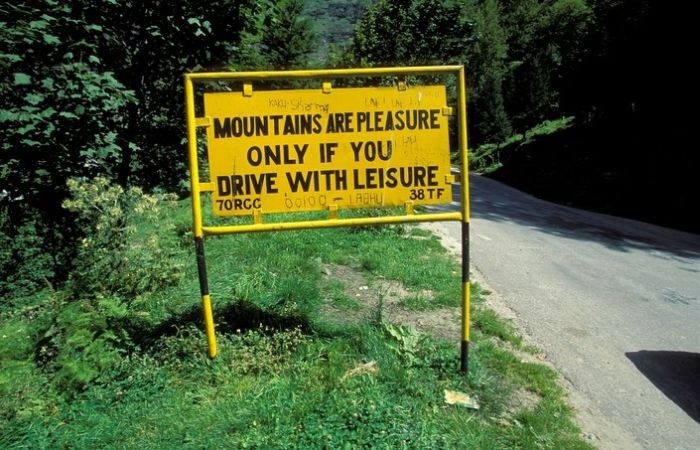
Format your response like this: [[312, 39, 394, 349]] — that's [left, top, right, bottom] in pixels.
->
[[185, 66, 471, 373], [204, 86, 452, 216]]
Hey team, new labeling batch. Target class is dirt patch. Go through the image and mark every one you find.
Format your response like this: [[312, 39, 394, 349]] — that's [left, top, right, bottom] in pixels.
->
[[318, 263, 372, 324], [388, 305, 460, 341], [318, 263, 458, 340], [506, 387, 541, 417], [510, 387, 541, 412], [493, 387, 542, 428]]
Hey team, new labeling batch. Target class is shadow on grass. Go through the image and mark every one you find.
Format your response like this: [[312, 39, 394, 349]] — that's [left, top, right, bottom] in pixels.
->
[[131, 300, 312, 349], [626, 350, 700, 424]]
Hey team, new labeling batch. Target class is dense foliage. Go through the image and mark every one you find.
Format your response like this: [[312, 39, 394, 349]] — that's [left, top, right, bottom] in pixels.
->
[[350, 0, 592, 145], [486, 0, 696, 230], [1, 0, 255, 196], [0, 0, 310, 294]]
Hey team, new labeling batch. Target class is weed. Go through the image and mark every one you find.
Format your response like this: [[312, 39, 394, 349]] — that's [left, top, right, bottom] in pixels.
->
[[373, 290, 385, 325]]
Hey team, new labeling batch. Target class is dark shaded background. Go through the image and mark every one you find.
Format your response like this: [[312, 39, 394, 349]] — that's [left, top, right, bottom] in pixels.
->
[[488, 1, 697, 233]]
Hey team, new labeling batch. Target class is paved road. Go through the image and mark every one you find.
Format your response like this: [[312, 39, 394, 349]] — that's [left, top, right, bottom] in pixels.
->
[[428, 175, 700, 449]]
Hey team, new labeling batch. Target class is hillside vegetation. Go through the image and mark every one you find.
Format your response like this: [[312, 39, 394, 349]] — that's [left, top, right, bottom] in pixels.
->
[[304, 0, 368, 64], [344, 0, 694, 231]]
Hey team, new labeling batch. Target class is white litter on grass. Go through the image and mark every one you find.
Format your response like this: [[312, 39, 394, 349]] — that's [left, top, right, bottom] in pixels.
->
[[444, 390, 480, 410], [341, 361, 379, 382]]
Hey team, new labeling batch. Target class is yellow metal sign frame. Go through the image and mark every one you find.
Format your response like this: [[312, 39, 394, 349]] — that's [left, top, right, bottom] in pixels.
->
[[184, 66, 472, 373]]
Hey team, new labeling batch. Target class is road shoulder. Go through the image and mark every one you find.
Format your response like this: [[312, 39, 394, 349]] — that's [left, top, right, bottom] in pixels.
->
[[420, 221, 643, 450]]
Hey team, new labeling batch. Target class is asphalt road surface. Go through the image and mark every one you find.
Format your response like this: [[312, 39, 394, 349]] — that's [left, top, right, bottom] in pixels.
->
[[427, 175, 700, 449]]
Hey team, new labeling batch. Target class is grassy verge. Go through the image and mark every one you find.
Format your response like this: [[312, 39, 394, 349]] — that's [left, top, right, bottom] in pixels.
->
[[0, 190, 592, 449]]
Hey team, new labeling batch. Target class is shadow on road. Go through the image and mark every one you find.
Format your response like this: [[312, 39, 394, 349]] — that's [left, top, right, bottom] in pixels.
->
[[626, 350, 700, 424], [428, 175, 700, 258]]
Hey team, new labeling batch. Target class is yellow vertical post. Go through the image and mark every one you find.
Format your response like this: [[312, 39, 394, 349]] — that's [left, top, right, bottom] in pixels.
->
[[184, 75, 218, 358], [457, 67, 471, 374]]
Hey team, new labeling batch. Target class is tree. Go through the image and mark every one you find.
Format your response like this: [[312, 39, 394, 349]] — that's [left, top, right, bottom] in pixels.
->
[[236, 0, 316, 71], [352, 0, 471, 67], [466, 0, 512, 143], [352, 0, 520, 145], [499, 0, 593, 129], [1, 1, 139, 290], [1, 0, 259, 201], [92, 0, 258, 189], [350, 0, 593, 145], [0, 0, 258, 291]]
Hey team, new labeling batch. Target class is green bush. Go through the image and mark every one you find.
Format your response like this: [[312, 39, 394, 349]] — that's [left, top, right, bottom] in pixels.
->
[[0, 210, 54, 298], [62, 177, 183, 299], [21, 176, 188, 392], [48, 299, 128, 392], [0, 359, 56, 424]]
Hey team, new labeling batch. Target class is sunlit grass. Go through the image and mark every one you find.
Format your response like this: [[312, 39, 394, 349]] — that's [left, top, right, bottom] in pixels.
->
[[0, 198, 592, 449]]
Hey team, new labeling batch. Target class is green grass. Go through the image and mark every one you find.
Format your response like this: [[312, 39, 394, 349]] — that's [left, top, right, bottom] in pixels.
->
[[0, 196, 593, 449], [398, 293, 434, 311], [474, 309, 524, 349]]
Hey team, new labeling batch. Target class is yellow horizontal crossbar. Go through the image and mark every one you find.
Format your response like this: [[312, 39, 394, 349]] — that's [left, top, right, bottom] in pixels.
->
[[194, 117, 210, 127], [202, 212, 462, 236], [185, 65, 463, 82]]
